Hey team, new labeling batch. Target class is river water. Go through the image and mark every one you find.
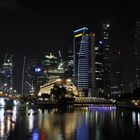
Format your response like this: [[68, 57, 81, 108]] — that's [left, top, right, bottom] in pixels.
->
[[0, 105, 140, 140]]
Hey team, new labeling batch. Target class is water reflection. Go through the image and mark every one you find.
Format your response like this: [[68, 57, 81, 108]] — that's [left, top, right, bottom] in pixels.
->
[[0, 106, 17, 139], [0, 105, 140, 140]]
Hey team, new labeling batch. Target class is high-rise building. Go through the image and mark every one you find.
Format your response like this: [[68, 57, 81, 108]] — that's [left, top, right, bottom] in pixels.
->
[[25, 59, 47, 95], [1, 54, 14, 93], [110, 50, 123, 97], [64, 50, 74, 79], [73, 27, 89, 96], [89, 33, 96, 97], [101, 23, 112, 96], [94, 40, 104, 95], [135, 22, 140, 88]]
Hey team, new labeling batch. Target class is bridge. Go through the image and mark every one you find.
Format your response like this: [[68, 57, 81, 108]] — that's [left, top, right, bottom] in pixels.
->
[[37, 96, 116, 107], [74, 97, 116, 103]]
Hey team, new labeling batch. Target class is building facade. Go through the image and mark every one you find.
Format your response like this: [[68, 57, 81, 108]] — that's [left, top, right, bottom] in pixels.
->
[[94, 40, 104, 96], [135, 22, 140, 88], [89, 33, 96, 97], [73, 27, 89, 96], [101, 23, 112, 96]]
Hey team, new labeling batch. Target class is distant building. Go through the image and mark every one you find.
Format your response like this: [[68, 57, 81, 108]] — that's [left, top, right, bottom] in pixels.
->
[[135, 21, 140, 88], [64, 50, 73, 79], [26, 59, 47, 95], [0, 54, 14, 94], [41, 53, 64, 80]]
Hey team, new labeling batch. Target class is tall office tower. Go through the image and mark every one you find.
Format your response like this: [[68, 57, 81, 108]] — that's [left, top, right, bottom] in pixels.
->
[[89, 33, 96, 97], [2, 54, 14, 93], [110, 50, 123, 97], [95, 40, 104, 96], [64, 50, 74, 79], [25, 59, 47, 95], [135, 22, 140, 88], [101, 23, 112, 96], [73, 27, 89, 96]]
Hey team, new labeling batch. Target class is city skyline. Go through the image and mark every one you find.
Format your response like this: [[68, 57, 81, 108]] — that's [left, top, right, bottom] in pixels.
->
[[0, 0, 139, 92]]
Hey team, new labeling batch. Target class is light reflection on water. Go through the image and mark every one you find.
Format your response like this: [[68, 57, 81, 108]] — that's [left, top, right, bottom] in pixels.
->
[[0, 105, 140, 140]]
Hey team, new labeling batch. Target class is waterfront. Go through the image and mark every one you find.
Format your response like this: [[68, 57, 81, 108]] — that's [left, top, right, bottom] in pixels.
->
[[0, 105, 140, 140]]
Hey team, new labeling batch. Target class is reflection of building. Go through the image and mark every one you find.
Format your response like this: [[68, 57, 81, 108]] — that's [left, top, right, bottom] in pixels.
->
[[135, 22, 140, 88]]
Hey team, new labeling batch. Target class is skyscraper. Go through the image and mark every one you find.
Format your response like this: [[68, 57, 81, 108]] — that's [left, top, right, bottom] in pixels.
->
[[101, 23, 112, 96], [2, 54, 14, 93], [110, 50, 123, 96], [89, 33, 96, 97], [73, 27, 89, 96], [94, 40, 104, 95], [135, 22, 140, 88]]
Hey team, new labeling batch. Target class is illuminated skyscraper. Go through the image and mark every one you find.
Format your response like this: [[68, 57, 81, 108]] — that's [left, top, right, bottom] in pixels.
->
[[101, 23, 112, 96], [135, 22, 140, 88], [73, 27, 89, 96], [2, 54, 14, 93], [94, 40, 104, 95], [110, 50, 123, 96], [89, 33, 96, 97]]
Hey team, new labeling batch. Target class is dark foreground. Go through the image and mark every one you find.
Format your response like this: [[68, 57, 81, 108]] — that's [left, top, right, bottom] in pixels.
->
[[0, 105, 140, 140]]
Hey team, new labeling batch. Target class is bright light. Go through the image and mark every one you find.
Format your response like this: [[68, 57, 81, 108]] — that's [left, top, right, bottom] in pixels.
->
[[35, 68, 42, 73], [74, 27, 88, 33], [14, 90, 17, 93], [38, 92, 41, 96], [66, 79, 71, 82], [4, 83, 7, 86], [56, 78, 61, 82], [0, 98, 5, 106], [75, 33, 82, 38], [13, 100, 19, 105], [99, 41, 102, 44], [106, 24, 110, 27]]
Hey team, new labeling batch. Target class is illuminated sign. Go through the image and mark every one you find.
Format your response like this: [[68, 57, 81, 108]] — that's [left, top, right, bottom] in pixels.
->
[[74, 27, 88, 33], [34, 67, 42, 73], [75, 33, 82, 38]]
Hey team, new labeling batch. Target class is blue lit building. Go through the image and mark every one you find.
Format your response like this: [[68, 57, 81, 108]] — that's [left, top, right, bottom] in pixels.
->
[[73, 27, 89, 96]]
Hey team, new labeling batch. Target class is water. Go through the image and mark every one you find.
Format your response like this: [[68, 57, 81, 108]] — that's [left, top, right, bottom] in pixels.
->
[[0, 105, 140, 140]]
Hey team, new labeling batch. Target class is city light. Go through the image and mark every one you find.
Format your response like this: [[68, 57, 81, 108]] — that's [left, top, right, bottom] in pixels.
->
[[106, 24, 110, 27], [74, 27, 88, 33], [99, 41, 102, 44], [75, 33, 83, 38], [0, 98, 5, 106]]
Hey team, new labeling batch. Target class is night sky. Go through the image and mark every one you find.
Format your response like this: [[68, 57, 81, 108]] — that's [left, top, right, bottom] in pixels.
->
[[0, 0, 140, 92]]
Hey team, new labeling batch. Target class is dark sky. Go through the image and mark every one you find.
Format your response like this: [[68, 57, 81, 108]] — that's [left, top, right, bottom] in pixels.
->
[[0, 0, 140, 92]]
